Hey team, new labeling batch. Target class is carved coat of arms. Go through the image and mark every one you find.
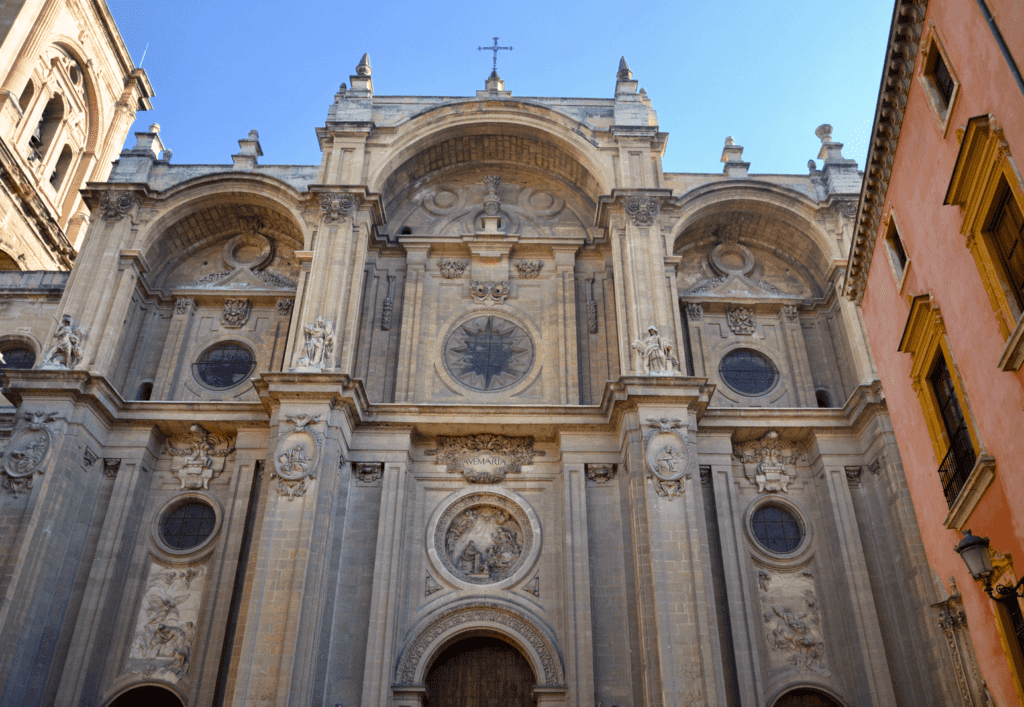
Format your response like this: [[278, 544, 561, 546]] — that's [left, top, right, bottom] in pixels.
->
[[163, 424, 235, 490], [735, 430, 804, 493], [427, 434, 544, 483]]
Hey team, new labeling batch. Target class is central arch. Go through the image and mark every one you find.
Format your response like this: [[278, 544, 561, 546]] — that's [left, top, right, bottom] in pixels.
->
[[424, 635, 534, 707]]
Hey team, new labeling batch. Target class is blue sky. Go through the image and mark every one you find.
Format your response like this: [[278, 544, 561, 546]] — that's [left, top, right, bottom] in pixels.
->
[[108, 0, 893, 175]]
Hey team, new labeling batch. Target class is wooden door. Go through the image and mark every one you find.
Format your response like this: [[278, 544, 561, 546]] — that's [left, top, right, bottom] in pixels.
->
[[425, 636, 535, 707]]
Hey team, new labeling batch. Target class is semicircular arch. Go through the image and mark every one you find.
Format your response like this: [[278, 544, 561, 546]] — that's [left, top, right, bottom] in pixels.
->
[[767, 682, 851, 707], [393, 599, 565, 687], [49, 40, 100, 153]]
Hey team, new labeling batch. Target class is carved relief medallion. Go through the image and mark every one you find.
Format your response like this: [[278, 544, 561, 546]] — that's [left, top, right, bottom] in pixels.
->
[[427, 434, 544, 483], [1, 411, 58, 496], [271, 414, 323, 498], [434, 493, 534, 585], [442, 316, 534, 392], [643, 417, 691, 499]]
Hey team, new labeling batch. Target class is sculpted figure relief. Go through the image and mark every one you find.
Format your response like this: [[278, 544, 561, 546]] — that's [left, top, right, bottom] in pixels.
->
[[297, 316, 335, 369], [163, 424, 235, 490], [631, 325, 679, 375], [41, 315, 86, 369], [445, 506, 524, 581]]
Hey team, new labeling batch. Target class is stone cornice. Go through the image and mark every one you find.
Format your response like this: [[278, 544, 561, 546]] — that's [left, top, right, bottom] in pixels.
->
[[844, 0, 928, 304]]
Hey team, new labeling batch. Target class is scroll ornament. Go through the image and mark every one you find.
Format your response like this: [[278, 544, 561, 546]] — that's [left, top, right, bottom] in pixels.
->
[[470, 280, 509, 305], [643, 417, 690, 499], [427, 434, 544, 483], [163, 424, 235, 490], [98, 191, 135, 220], [1, 410, 59, 496], [624, 196, 660, 227], [272, 414, 323, 498], [320, 193, 356, 222]]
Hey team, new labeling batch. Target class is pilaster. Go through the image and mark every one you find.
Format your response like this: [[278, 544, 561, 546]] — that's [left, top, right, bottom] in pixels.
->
[[561, 461, 595, 707]]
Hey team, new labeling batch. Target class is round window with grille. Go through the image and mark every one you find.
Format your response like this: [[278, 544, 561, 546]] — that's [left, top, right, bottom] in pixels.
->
[[159, 500, 216, 550], [193, 342, 255, 389], [719, 349, 778, 396], [750, 504, 803, 554], [0, 345, 35, 370]]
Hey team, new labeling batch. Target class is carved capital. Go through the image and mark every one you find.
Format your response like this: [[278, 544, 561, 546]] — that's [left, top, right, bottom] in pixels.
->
[[585, 463, 616, 485], [355, 462, 384, 486], [103, 458, 121, 478], [175, 298, 195, 315], [320, 193, 356, 222], [439, 258, 468, 279], [685, 303, 703, 321], [98, 191, 136, 221], [624, 196, 660, 227], [221, 299, 251, 328], [727, 306, 756, 335]]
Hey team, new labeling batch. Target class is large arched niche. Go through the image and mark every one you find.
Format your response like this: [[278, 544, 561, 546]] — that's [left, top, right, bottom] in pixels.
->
[[768, 684, 849, 707], [105, 683, 185, 707], [49, 42, 100, 153], [672, 184, 837, 296], [393, 601, 565, 688], [135, 177, 306, 289]]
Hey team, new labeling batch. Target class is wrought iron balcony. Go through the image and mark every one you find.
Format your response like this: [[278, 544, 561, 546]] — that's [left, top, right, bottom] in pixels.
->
[[938, 425, 977, 507]]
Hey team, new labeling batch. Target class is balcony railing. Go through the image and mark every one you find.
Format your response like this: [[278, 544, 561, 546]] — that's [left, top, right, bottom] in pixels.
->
[[938, 425, 977, 507]]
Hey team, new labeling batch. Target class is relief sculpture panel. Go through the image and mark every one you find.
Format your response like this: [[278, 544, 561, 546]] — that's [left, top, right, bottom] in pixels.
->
[[757, 568, 831, 677], [128, 563, 206, 683]]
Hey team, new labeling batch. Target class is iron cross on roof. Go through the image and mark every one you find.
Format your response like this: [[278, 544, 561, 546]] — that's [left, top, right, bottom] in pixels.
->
[[478, 37, 512, 75]]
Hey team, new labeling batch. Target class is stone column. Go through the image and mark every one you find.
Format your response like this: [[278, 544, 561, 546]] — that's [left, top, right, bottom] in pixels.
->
[[561, 461, 595, 707], [553, 245, 581, 404], [393, 245, 429, 403]]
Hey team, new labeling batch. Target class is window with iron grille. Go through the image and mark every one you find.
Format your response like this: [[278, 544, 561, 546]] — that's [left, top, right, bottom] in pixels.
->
[[930, 354, 976, 506]]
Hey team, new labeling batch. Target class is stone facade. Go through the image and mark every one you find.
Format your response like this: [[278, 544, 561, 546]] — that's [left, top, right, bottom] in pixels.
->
[[0, 54, 970, 706]]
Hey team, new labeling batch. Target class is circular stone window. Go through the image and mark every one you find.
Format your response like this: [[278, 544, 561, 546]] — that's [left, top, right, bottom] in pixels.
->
[[0, 345, 35, 370], [719, 349, 778, 396], [443, 316, 534, 392], [434, 493, 534, 585], [750, 504, 803, 554], [160, 500, 217, 550], [193, 342, 255, 389]]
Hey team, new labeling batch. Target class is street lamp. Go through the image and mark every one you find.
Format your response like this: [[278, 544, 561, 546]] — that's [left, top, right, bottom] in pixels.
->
[[954, 529, 995, 586]]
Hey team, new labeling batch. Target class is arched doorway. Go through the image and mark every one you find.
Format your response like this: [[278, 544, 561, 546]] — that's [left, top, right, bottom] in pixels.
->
[[424, 635, 535, 707], [773, 687, 845, 707], [108, 685, 184, 707]]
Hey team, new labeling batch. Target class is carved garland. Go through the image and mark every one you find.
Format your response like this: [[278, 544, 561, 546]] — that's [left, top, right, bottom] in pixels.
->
[[394, 603, 563, 685]]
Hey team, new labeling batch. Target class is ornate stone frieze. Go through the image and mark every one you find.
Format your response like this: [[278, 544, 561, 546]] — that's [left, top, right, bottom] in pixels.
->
[[129, 564, 205, 683], [439, 258, 468, 279], [735, 431, 804, 493], [643, 418, 690, 499], [163, 424, 235, 490], [782, 304, 799, 322], [727, 306, 755, 335], [584, 277, 598, 334], [424, 574, 442, 596], [103, 458, 121, 478], [175, 297, 195, 315], [320, 193, 356, 222], [381, 275, 396, 331], [221, 298, 250, 328], [685, 302, 703, 321], [2, 411, 59, 496], [523, 574, 540, 597], [470, 280, 509, 305], [98, 191, 135, 220], [684, 277, 726, 296], [40, 315, 85, 369], [514, 260, 543, 279], [355, 462, 383, 486], [624, 196, 660, 227], [585, 463, 616, 485], [295, 316, 334, 371], [271, 414, 323, 498], [427, 434, 544, 483], [758, 569, 831, 676], [630, 325, 680, 375]]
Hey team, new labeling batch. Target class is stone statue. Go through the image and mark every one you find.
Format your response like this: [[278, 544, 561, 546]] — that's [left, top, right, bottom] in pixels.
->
[[298, 316, 335, 369], [631, 325, 676, 374], [42, 315, 85, 369]]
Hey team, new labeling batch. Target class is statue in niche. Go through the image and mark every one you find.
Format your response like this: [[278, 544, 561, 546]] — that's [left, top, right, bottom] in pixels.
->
[[298, 316, 335, 369], [631, 325, 678, 375]]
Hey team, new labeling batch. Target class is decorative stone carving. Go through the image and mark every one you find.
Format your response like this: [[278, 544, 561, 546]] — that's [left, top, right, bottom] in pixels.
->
[[82, 446, 98, 472], [735, 431, 803, 493], [585, 463, 616, 485], [685, 302, 703, 321], [103, 458, 121, 478], [727, 306, 756, 335], [584, 277, 598, 334], [700, 465, 712, 487], [514, 260, 543, 278], [296, 316, 335, 370], [425, 574, 442, 596], [624, 196, 660, 227], [271, 414, 323, 498], [931, 582, 985, 707], [98, 191, 135, 220], [355, 462, 383, 486], [320, 193, 356, 222], [439, 258, 468, 279], [381, 275, 396, 331], [1, 410, 58, 496], [758, 569, 831, 676], [482, 175, 501, 216], [782, 304, 799, 322], [434, 493, 533, 585], [470, 280, 509, 305], [684, 276, 726, 296], [221, 298, 251, 328], [129, 564, 205, 683], [845, 466, 862, 487], [428, 434, 544, 483], [163, 424, 235, 490], [631, 325, 680, 375], [276, 298, 293, 316], [175, 297, 195, 315], [523, 574, 540, 597], [395, 603, 562, 685], [643, 417, 690, 499], [40, 315, 85, 369], [442, 316, 534, 392]]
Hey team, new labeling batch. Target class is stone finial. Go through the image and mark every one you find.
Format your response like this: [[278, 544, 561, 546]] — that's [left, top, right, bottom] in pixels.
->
[[148, 123, 160, 134], [617, 56, 633, 81], [356, 53, 372, 76], [725, 136, 735, 146], [815, 124, 834, 143], [807, 159, 818, 173], [484, 73, 505, 92], [232, 129, 263, 170], [247, 129, 259, 141], [721, 137, 750, 178], [814, 123, 857, 167]]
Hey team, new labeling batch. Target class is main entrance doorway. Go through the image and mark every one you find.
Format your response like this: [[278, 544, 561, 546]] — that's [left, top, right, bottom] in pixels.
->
[[424, 635, 535, 707]]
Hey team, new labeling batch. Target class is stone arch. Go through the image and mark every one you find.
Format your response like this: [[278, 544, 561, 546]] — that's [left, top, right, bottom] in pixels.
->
[[105, 683, 185, 707], [768, 683, 850, 707], [368, 102, 613, 207], [50, 40, 100, 153], [394, 601, 564, 687], [0, 249, 21, 270], [132, 175, 308, 286]]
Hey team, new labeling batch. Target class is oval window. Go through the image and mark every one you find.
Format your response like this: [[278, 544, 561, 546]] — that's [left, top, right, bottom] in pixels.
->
[[751, 504, 803, 553], [193, 342, 255, 389], [0, 346, 36, 370], [160, 500, 216, 550], [719, 349, 778, 396]]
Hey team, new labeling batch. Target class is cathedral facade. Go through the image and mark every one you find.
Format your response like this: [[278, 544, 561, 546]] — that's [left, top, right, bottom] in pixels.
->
[[0, 51, 980, 707]]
